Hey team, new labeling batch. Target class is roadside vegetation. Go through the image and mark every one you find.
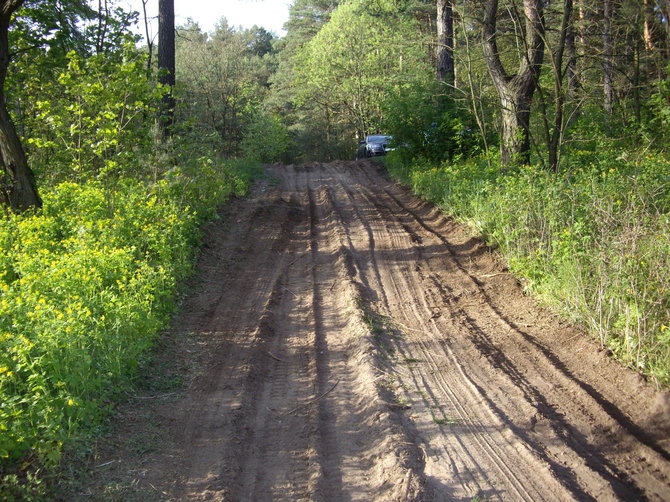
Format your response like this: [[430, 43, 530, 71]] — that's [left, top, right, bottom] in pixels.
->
[[1, 0, 669, 497], [0, 2, 263, 496]]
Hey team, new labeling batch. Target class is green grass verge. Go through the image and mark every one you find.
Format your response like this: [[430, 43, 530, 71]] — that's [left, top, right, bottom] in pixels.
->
[[0, 157, 261, 489], [386, 150, 670, 385]]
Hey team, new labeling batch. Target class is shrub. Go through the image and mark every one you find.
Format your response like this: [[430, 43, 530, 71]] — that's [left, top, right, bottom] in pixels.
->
[[22, 44, 163, 184], [241, 112, 292, 163], [382, 80, 482, 165], [0, 158, 258, 472]]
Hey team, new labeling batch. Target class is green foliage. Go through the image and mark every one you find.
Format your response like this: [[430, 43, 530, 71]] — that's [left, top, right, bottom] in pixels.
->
[[241, 112, 292, 163], [389, 151, 670, 384], [21, 43, 162, 183], [0, 158, 258, 473], [0, 471, 48, 502], [175, 20, 278, 157], [11, 0, 96, 61], [382, 79, 482, 164], [291, 0, 432, 157], [13, 0, 139, 61], [0, 6, 264, 480], [159, 156, 261, 221], [650, 65, 670, 148], [283, 0, 339, 50]]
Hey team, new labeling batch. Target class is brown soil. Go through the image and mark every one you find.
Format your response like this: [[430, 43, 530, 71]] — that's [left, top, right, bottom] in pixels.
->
[[77, 161, 670, 501]]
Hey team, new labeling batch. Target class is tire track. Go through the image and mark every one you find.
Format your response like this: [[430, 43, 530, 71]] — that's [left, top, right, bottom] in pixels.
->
[[338, 168, 561, 501], [384, 179, 661, 451], [234, 195, 316, 501], [304, 175, 427, 501], [85, 161, 670, 502], [351, 160, 668, 500], [307, 185, 345, 498], [172, 189, 310, 500]]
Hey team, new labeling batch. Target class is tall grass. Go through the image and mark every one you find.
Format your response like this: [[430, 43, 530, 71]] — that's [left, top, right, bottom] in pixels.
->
[[0, 158, 260, 475], [387, 151, 670, 385]]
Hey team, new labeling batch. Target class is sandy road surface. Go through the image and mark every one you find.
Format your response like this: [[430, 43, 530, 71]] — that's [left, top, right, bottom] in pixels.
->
[[87, 161, 670, 501]]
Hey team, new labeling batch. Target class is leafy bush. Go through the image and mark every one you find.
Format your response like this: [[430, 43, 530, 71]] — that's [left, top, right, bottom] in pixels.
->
[[389, 151, 670, 384], [21, 43, 163, 184], [241, 112, 292, 163], [649, 63, 670, 151], [382, 80, 482, 165], [0, 158, 258, 472]]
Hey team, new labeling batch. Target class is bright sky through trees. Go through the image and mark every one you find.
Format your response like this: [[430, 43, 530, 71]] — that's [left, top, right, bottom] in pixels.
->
[[123, 0, 291, 39]]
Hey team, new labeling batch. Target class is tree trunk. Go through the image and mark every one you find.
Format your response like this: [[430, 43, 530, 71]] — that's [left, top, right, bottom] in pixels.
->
[[603, 0, 614, 116], [482, 0, 545, 166], [566, 20, 578, 98], [576, 0, 589, 88], [95, 0, 109, 54], [642, 0, 656, 53], [158, 0, 175, 133], [548, 0, 573, 171], [436, 0, 454, 87], [0, 2, 41, 211], [142, 0, 154, 75], [633, 41, 641, 123], [499, 91, 532, 166], [663, 0, 670, 60]]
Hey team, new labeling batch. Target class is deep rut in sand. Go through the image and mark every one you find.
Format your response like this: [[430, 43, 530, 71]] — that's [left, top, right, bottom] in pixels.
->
[[84, 161, 670, 501]]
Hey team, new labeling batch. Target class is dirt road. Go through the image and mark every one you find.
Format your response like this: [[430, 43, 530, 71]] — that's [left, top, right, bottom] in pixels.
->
[[87, 161, 670, 501]]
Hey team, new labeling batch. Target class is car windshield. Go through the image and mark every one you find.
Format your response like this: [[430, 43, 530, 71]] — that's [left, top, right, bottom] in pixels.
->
[[367, 135, 390, 143]]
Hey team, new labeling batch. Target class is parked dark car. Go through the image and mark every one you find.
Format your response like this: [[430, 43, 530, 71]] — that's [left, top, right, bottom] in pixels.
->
[[356, 135, 394, 160]]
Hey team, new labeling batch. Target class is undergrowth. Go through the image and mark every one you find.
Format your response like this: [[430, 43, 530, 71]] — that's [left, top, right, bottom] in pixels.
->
[[386, 150, 670, 385], [0, 157, 260, 495]]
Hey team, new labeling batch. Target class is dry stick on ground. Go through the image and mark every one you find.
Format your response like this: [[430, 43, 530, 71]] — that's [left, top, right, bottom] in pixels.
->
[[393, 320, 426, 335], [148, 482, 170, 497], [266, 351, 285, 362], [288, 253, 304, 267], [94, 460, 120, 469], [283, 379, 341, 416], [132, 392, 177, 400]]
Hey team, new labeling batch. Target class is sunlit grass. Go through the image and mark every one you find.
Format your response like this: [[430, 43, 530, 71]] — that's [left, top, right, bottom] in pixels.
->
[[0, 158, 260, 474]]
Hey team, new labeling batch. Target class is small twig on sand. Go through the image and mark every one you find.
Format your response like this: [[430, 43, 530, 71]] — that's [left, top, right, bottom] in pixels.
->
[[477, 272, 509, 279], [288, 253, 303, 266], [375, 366, 409, 378], [132, 392, 176, 400], [266, 351, 285, 362], [148, 482, 170, 497], [283, 379, 341, 416], [95, 460, 120, 469], [393, 320, 425, 334], [387, 402, 411, 410]]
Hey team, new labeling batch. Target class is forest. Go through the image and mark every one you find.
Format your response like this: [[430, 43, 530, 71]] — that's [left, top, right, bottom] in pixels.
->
[[0, 0, 669, 497]]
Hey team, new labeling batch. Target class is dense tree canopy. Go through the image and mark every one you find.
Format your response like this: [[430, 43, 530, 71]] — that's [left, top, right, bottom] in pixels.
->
[[175, 20, 279, 156], [293, 0, 431, 151], [1, 0, 669, 196]]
